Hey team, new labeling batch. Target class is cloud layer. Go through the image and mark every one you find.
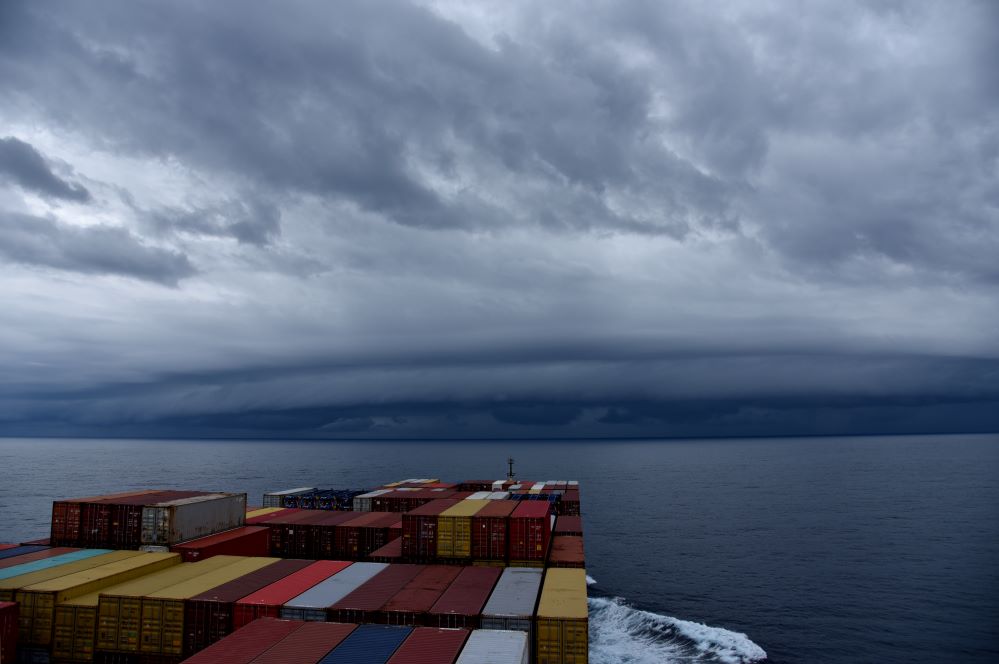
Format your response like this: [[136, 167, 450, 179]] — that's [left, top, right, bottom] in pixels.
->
[[0, 0, 996, 438]]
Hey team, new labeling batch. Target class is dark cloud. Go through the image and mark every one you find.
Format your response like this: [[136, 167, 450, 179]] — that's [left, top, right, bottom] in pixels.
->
[[0, 137, 91, 202], [0, 212, 195, 285], [0, 0, 995, 438]]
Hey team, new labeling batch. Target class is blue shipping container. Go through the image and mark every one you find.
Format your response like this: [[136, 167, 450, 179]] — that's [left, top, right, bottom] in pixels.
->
[[0, 545, 48, 561], [319, 624, 412, 664]]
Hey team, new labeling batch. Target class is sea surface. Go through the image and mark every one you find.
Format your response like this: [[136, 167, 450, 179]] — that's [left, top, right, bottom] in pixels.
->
[[0, 434, 997, 663]]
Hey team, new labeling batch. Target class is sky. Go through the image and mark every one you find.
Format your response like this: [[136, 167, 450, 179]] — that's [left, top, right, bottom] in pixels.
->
[[1, 0, 997, 439]]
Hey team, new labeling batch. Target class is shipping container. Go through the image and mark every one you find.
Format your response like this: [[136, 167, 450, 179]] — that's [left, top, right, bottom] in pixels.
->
[[536, 568, 588, 664], [0, 551, 143, 602], [318, 624, 412, 664], [553, 517, 582, 537], [328, 565, 423, 624], [559, 491, 580, 517], [385, 626, 468, 664], [0, 602, 16, 664], [94, 556, 246, 655], [310, 512, 361, 559], [335, 513, 398, 560], [548, 537, 585, 568], [352, 490, 391, 513], [245, 509, 297, 526], [508, 502, 553, 563], [465, 492, 491, 501], [0, 545, 48, 562], [183, 559, 313, 656], [280, 563, 387, 622], [251, 621, 356, 664], [436, 501, 487, 560], [232, 561, 351, 630], [139, 557, 278, 657], [51, 491, 160, 546], [367, 539, 402, 565], [16, 552, 179, 648], [470, 501, 515, 563], [454, 629, 529, 664], [400, 500, 457, 561], [428, 567, 501, 629], [373, 490, 457, 513], [480, 567, 542, 638], [141, 494, 247, 547], [170, 527, 271, 563], [78, 491, 209, 549], [0, 550, 108, 580], [181, 617, 304, 664], [262, 488, 316, 509], [380, 566, 461, 626], [244, 508, 281, 521]]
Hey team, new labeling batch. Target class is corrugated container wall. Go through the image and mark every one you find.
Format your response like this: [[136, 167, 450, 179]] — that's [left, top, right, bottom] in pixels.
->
[[232, 560, 351, 630], [401, 500, 457, 561], [536, 568, 589, 664], [480, 567, 543, 635], [170, 526, 270, 562], [141, 493, 247, 546], [380, 566, 461, 626], [328, 564, 424, 624], [429, 567, 501, 629], [181, 617, 304, 664], [318, 624, 412, 664], [281, 562, 387, 622], [262, 488, 316, 509], [0, 551, 143, 602], [386, 627, 468, 664], [0, 550, 108, 581], [0, 602, 17, 664], [252, 622, 356, 664]]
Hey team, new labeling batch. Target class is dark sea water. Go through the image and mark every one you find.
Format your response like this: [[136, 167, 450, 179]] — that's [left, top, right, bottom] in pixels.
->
[[1, 434, 997, 663]]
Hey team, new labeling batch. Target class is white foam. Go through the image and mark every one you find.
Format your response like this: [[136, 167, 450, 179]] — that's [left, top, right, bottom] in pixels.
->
[[588, 596, 767, 664], [586, 575, 597, 586]]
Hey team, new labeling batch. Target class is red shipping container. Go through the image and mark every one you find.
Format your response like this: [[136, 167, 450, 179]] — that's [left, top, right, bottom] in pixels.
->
[[50, 489, 159, 546], [171, 526, 270, 562], [508, 502, 553, 562], [266, 510, 321, 556], [400, 500, 458, 560], [428, 566, 501, 629], [0, 602, 16, 664], [335, 513, 400, 560], [231, 561, 352, 630], [183, 559, 313, 656], [380, 566, 461, 626], [553, 516, 583, 537], [386, 626, 469, 664], [368, 539, 402, 564], [181, 617, 303, 664], [251, 622, 356, 664], [328, 564, 424, 623], [470, 501, 515, 562], [549, 535, 585, 568], [312, 512, 360, 559]]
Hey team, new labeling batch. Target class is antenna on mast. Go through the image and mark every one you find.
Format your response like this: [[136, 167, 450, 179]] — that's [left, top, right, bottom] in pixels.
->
[[507, 457, 516, 482]]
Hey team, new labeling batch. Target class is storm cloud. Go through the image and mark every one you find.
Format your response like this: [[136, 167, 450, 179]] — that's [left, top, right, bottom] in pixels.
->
[[0, 0, 996, 438]]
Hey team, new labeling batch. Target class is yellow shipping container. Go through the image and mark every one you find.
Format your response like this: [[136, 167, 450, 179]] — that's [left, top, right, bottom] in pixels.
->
[[139, 556, 278, 656], [436, 499, 488, 559], [16, 552, 179, 648], [245, 507, 282, 519], [536, 568, 589, 664], [59, 557, 241, 662], [0, 551, 142, 602]]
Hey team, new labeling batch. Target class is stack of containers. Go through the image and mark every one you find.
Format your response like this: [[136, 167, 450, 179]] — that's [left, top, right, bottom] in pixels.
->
[[232, 561, 352, 629], [436, 501, 488, 561], [508, 502, 554, 567], [335, 513, 400, 560], [470, 501, 516, 565], [262, 488, 316, 509], [480, 567, 543, 643], [328, 564, 424, 624], [353, 490, 391, 512], [0, 602, 17, 664], [58, 556, 240, 662], [0, 551, 143, 602], [267, 511, 324, 557], [50, 490, 159, 546], [181, 617, 305, 664], [428, 567, 501, 629], [372, 490, 458, 513], [135, 557, 278, 659], [169, 526, 271, 562], [182, 558, 313, 655], [553, 516, 583, 537], [535, 568, 589, 664], [280, 562, 387, 622], [385, 627, 468, 664], [0, 550, 110, 581], [14, 552, 179, 650], [251, 622, 357, 664], [401, 500, 457, 562], [455, 629, 529, 664], [379, 566, 461, 626]]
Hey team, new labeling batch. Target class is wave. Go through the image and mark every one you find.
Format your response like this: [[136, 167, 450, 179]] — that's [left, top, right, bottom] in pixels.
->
[[588, 595, 767, 664]]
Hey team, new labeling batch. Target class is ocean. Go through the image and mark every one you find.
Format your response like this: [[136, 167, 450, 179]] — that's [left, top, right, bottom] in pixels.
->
[[0, 434, 996, 663]]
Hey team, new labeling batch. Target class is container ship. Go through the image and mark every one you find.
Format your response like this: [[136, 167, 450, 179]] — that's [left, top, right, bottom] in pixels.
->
[[0, 475, 587, 664]]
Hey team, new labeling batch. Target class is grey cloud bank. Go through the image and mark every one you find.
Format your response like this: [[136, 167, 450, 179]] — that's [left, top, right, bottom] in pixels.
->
[[0, 0, 996, 439]]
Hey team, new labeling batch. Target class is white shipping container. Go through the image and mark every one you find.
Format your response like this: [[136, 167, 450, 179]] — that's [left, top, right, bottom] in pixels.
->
[[140, 493, 246, 546], [280, 562, 387, 621], [467, 492, 492, 500], [481, 567, 542, 635], [487, 492, 510, 500], [352, 489, 391, 512], [455, 630, 529, 664], [262, 487, 316, 508]]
